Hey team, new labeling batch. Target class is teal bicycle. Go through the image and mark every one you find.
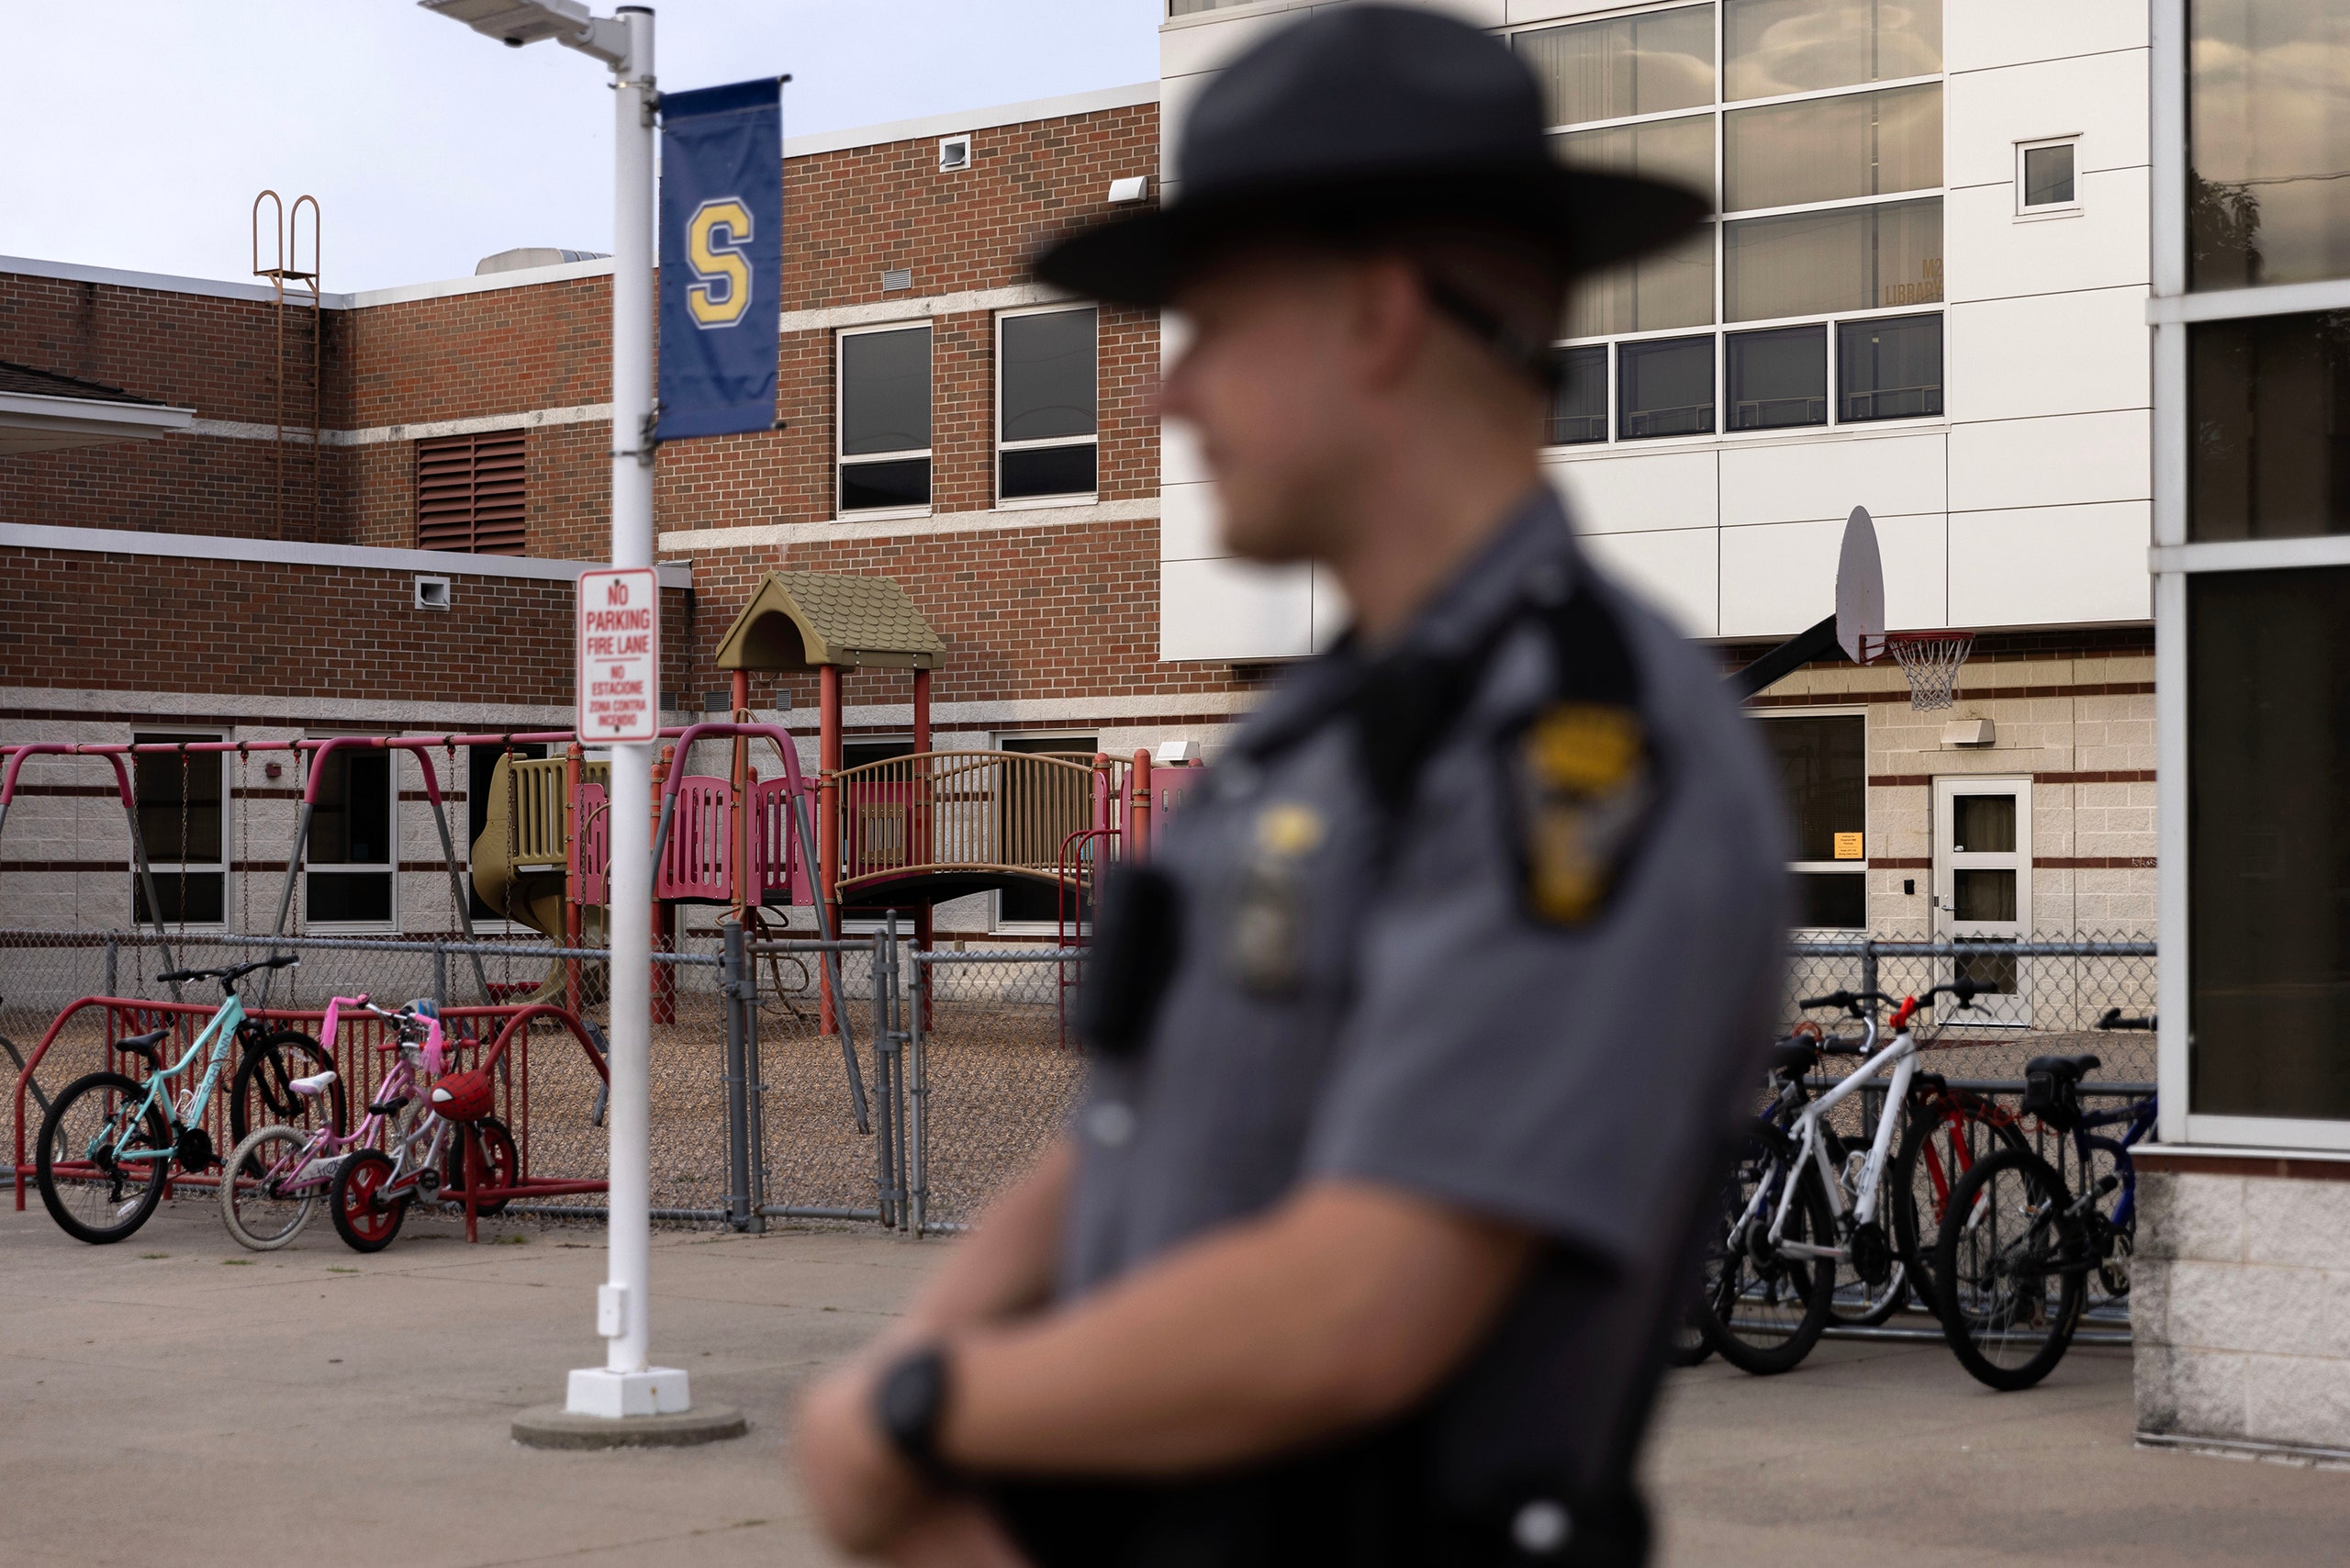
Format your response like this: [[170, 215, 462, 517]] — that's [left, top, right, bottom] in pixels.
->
[[34, 956, 337, 1244]]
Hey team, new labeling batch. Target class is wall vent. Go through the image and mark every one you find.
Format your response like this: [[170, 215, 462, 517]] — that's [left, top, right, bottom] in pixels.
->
[[938, 134, 971, 173]]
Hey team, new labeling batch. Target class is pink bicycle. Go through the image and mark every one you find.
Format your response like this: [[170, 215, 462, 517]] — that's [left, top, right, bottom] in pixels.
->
[[218, 996, 511, 1251]]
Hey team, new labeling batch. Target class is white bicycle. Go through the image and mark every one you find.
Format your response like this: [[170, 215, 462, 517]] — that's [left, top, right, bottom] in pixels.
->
[[1698, 977, 1997, 1374]]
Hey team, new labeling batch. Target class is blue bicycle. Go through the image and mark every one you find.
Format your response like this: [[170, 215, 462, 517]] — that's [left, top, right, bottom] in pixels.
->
[[1932, 1010, 2156, 1389], [34, 956, 333, 1244]]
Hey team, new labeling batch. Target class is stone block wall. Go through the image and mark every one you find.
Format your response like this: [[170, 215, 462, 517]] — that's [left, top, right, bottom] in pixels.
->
[[2135, 1163, 2350, 1458]]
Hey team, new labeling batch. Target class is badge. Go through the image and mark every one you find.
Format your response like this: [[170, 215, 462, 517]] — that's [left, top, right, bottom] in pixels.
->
[[1513, 701, 1652, 925], [1225, 802, 1324, 995]]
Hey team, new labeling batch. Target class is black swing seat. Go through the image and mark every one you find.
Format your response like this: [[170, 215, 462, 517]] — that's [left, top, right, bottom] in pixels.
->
[[112, 1028, 171, 1066]]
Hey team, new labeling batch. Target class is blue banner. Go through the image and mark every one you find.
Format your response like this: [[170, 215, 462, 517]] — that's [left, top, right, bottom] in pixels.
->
[[657, 78, 782, 441]]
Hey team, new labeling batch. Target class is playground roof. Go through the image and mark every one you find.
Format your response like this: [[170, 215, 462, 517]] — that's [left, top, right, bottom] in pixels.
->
[[713, 571, 946, 672]]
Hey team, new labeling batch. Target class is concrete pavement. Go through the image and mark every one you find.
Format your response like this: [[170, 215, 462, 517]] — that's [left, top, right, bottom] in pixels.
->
[[4, 1193, 2345, 1567]]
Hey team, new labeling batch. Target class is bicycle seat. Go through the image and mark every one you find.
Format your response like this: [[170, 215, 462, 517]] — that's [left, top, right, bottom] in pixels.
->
[[1768, 1038, 1820, 1078], [2024, 1053, 2101, 1084], [368, 1094, 409, 1117], [289, 1070, 338, 1098], [113, 1028, 170, 1065]]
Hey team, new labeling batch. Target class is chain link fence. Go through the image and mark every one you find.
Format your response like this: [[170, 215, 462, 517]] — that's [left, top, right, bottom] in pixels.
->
[[6, 926, 2156, 1239]]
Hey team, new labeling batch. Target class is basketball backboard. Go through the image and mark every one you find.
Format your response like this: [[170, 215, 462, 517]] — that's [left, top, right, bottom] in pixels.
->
[[1835, 506, 1885, 664]]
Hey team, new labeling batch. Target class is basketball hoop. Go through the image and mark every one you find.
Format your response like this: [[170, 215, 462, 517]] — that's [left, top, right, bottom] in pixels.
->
[[1862, 631, 1975, 711]]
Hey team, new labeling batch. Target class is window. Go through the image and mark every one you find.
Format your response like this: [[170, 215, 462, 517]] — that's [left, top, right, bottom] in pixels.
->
[[1549, 346, 1608, 445], [1523, 1, 1945, 445], [417, 430, 525, 554], [1935, 778, 2030, 1005], [2188, 310, 2350, 543], [1757, 714, 1864, 928], [308, 745, 394, 925], [2189, 0, 2350, 290], [2188, 566, 2350, 1120], [1723, 84, 1942, 212], [995, 734, 1096, 928], [1728, 325, 1827, 430], [1725, 198, 1942, 321], [1618, 334, 1715, 439], [997, 306, 1098, 504], [1838, 313, 1942, 421], [838, 323, 932, 516], [1723, 0, 1941, 100], [132, 734, 225, 926], [1519, 4, 1715, 126], [2018, 138, 2079, 214]]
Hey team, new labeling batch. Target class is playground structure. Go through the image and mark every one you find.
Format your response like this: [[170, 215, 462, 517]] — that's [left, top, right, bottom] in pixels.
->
[[0, 574, 1200, 1019]]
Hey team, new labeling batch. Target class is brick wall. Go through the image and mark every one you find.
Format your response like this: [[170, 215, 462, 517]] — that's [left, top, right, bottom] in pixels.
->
[[0, 544, 689, 708]]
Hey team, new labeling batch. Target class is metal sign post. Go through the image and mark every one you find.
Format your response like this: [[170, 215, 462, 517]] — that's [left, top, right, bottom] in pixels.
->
[[420, 0, 741, 1446]]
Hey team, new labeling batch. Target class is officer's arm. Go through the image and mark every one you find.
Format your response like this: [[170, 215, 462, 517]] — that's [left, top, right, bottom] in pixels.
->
[[899, 1138, 1075, 1335], [939, 1176, 1533, 1473]]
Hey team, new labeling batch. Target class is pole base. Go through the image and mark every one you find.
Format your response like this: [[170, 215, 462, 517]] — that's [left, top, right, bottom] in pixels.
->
[[564, 1364, 691, 1417], [513, 1400, 746, 1450]]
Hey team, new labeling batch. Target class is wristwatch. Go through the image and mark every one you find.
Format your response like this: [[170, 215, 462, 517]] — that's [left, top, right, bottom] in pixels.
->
[[873, 1343, 957, 1484]]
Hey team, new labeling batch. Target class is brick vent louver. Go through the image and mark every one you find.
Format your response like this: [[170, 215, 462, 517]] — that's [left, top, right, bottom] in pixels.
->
[[416, 430, 526, 554]]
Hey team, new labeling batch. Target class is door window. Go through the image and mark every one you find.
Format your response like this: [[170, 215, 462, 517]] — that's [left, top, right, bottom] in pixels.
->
[[1934, 778, 2030, 1017]]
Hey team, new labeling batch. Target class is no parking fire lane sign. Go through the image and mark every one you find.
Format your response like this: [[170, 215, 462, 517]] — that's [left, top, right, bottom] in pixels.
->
[[577, 567, 660, 743]]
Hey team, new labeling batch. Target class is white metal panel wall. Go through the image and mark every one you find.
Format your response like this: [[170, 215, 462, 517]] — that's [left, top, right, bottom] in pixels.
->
[[1153, 0, 2157, 663]]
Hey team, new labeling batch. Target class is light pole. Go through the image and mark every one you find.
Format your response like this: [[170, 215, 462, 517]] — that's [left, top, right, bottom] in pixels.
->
[[420, 0, 726, 1439]]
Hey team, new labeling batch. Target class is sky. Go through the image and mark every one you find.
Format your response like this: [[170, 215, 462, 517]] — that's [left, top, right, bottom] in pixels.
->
[[1, 1, 1161, 294]]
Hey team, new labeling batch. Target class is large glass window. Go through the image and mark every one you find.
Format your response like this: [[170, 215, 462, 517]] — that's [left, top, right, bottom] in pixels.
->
[[1528, 2, 1944, 449], [1517, 5, 1715, 128], [2188, 310, 2350, 541], [1838, 312, 1943, 421], [2188, 566, 2350, 1119], [1619, 335, 1716, 439], [1758, 713, 1866, 929], [308, 746, 394, 925], [1724, 84, 1941, 211], [1550, 346, 1609, 444], [998, 307, 1098, 503], [2189, 0, 2350, 291], [1726, 198, 1942, 320], [1724, 0, 1942, 100], [132, 734, 225, 926], [1729, 325, 1828, 429], [838, 324, 933, 515]]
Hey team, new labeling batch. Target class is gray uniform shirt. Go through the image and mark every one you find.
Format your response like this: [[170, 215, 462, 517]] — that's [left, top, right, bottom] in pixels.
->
[[1060, 491, 1788, 1512]]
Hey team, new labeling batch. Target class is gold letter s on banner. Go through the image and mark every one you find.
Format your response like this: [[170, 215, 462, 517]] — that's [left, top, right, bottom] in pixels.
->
[[686, 197, 755, 328]]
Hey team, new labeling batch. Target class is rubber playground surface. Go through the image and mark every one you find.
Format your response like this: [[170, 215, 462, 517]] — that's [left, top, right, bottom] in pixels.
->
[[4, 1198, 2345, 1568]]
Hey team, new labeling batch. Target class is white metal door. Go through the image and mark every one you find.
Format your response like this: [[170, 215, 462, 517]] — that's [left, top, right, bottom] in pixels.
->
[[1934, 777, 2031, 1025]]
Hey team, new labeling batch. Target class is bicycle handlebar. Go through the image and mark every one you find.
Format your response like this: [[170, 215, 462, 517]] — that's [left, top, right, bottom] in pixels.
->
[[153, 955, 298, 987], [2098, 1007, 2157, 1031]]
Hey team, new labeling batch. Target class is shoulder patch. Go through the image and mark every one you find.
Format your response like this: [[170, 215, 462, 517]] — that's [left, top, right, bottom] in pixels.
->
[[1512, 700, 1655, 925]]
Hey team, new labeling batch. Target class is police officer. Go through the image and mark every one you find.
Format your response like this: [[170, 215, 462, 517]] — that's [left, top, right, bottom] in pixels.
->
[[796, 9, 1788, 1565]]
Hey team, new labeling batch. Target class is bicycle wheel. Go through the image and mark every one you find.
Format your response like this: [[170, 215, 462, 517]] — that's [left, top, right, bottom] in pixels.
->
[[1891, 1100, 2023, 1317], [1696, 1121, 1838, 1375], [35, 1071, 171, 1245], [229, 1030, 343, 1147], [219, 1125, 318, 1251], [1934, 1148, 2087, 1391], [2070, 1135, 2135, 1308], [330, 1148, 408, 1253], [442, 1116, 519, 1215], [1817, 1131, 1908, 1328]]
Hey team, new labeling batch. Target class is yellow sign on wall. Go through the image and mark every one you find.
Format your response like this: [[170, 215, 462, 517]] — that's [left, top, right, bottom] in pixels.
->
[[1833, 831, 1866, 861]]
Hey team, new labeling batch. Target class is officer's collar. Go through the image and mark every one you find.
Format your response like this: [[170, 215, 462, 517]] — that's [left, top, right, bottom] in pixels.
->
[[1373, 487, 1581, 666], [1230, 487, 1581, 759]]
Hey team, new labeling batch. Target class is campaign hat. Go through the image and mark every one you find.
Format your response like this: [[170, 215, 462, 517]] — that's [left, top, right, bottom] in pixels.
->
[[1034, 4, 1709, 306]]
